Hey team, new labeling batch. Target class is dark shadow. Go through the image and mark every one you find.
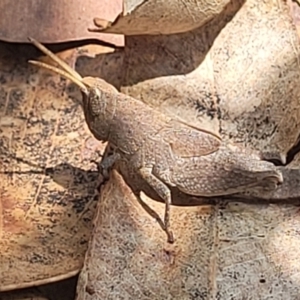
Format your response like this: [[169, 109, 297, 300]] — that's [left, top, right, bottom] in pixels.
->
[[3, 153, 300, 208], [0, 276, 77, 300], [2, 38, 121, 60], [75, 0, 246, 88]]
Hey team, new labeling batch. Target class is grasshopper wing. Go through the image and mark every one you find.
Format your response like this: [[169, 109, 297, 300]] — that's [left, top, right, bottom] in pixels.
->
[[160, 120, 222, 158]]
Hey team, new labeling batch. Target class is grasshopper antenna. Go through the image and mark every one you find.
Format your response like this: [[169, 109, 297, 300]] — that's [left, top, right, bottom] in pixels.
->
[[27, 37, 87, 93]]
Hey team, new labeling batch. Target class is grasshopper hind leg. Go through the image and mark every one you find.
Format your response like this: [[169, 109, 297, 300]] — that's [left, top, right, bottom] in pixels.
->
[[138, 167, 174, 243]]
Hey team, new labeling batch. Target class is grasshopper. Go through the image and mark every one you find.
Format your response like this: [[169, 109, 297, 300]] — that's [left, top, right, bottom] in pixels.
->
[[28, 38, 283, 243]]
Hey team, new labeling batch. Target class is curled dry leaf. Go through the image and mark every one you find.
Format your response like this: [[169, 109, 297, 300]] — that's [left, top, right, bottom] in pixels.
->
[[90, 0, 232, 35], [120, 0, 300, 164], [0, 43, 107, 291]]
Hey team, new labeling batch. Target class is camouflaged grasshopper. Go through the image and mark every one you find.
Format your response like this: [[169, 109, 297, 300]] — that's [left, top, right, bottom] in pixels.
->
[[28, 38, 283, 243]]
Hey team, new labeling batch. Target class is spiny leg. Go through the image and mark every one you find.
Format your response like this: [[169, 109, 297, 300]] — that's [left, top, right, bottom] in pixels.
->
[[138, 167, 174, 243]]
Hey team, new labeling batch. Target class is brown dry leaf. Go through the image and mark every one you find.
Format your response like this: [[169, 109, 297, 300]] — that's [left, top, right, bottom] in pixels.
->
[[76, 166, 300, 299], [120, 0, 300, 164], [76, 169, 217, 300], [0, 0, 123, 45], [75, 0, 300, 299], [1, 0, 299, 297], [0, 43, 111, 291], [90, 0, 231, 35]]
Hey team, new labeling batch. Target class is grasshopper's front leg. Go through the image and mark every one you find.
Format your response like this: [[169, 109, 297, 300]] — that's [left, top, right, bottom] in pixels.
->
[[100, 151, 121, 179], [138, 167, 174, 243], [92, 144, 120, 180]]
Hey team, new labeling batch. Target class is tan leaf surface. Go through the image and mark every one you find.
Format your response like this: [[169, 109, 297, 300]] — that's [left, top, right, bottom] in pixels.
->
[[0, 43, 108, 291], [76, 167, 300, 299], [90, 0, 231, 35]]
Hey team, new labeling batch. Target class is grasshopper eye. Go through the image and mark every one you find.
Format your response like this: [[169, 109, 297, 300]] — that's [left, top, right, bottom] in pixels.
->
[[89, 87, 101, 102], [87, 87, 104, 116]]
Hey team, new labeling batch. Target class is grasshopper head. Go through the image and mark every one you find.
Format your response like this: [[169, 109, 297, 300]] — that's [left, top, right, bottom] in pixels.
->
[[29, 38, 117, 123], [80, 76, 117, 116]]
